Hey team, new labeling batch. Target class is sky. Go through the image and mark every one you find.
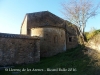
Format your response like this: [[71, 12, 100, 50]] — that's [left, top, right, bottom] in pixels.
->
[[0, 0, 100, 34]]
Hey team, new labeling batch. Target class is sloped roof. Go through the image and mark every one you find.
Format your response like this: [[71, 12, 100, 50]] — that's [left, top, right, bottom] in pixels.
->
[[25, 11, 65, 28], [63, 20, 80, 36]]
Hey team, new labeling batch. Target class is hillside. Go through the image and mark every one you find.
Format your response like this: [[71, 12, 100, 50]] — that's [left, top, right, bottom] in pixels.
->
[[87, 33, 100, 51], [1, 45, 100, 75]]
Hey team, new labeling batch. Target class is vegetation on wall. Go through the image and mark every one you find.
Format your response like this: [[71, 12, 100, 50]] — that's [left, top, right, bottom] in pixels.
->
[[85, 29, 100, 41]]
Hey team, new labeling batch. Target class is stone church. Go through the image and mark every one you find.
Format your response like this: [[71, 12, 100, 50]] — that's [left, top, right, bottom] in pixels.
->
[[0, 11, 79, 66], [20, 11, 79, 57]]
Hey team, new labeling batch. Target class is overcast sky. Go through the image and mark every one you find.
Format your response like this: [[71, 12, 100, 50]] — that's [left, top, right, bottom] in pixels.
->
[[0, 0, 100, 34]]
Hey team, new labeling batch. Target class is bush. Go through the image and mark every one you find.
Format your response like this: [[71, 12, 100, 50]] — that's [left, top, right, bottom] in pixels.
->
[[85, 29, 100, 41]]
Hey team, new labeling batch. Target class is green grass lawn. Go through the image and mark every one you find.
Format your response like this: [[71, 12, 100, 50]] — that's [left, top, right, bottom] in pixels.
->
[[1, 45, 100, 75]]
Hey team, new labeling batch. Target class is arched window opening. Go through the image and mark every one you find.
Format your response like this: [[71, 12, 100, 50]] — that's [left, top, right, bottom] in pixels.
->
[[69, 37, 73, 42]]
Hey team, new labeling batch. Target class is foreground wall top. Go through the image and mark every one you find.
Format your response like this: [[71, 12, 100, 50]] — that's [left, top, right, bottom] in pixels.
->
[[0, 33, 39, 40]]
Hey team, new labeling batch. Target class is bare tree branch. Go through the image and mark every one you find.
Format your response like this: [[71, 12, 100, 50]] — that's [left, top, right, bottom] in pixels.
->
[[61, 0, 100, 43]]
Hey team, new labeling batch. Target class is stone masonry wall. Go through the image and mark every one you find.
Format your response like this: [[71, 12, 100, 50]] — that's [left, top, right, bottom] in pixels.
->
[[0, 33, 40, 66], [87, 34, 100, 53], [31, 27, 66, 57]]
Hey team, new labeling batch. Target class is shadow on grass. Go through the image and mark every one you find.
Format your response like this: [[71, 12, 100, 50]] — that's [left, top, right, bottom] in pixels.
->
[[0, 45, 100, 75]]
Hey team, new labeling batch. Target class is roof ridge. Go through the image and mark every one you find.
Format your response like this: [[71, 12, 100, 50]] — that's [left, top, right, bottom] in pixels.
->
[[26, 11, 49, 15]]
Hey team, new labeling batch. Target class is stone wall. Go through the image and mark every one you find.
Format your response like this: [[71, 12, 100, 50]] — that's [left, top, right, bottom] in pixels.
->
[[20, 15, 27, 35], [25, 11, 64, 35], [65, 21, 79, 49], [87, 34, 100, 52], [0, 33, 40, 66], [31, 27, 66, 57], [66, 36, 78, 49]]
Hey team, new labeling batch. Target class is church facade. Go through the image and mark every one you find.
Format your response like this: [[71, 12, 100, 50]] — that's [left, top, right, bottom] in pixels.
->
[[0, 11, 79, 66], [20, 11, 79, 57]]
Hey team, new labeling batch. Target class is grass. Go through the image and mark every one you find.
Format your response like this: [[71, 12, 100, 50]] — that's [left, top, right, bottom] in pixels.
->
[[1, 45, 100, 75]]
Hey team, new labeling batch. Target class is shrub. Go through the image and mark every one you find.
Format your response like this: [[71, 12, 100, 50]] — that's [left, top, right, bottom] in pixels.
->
[[85, 29, 100, 41]]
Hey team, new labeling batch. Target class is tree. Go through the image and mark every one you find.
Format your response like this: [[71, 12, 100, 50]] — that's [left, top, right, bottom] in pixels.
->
[[61, 0, 100, 44]]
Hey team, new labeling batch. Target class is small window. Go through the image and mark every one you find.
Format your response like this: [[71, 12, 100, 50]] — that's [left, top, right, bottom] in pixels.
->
[[69, 37, 73, 42]]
